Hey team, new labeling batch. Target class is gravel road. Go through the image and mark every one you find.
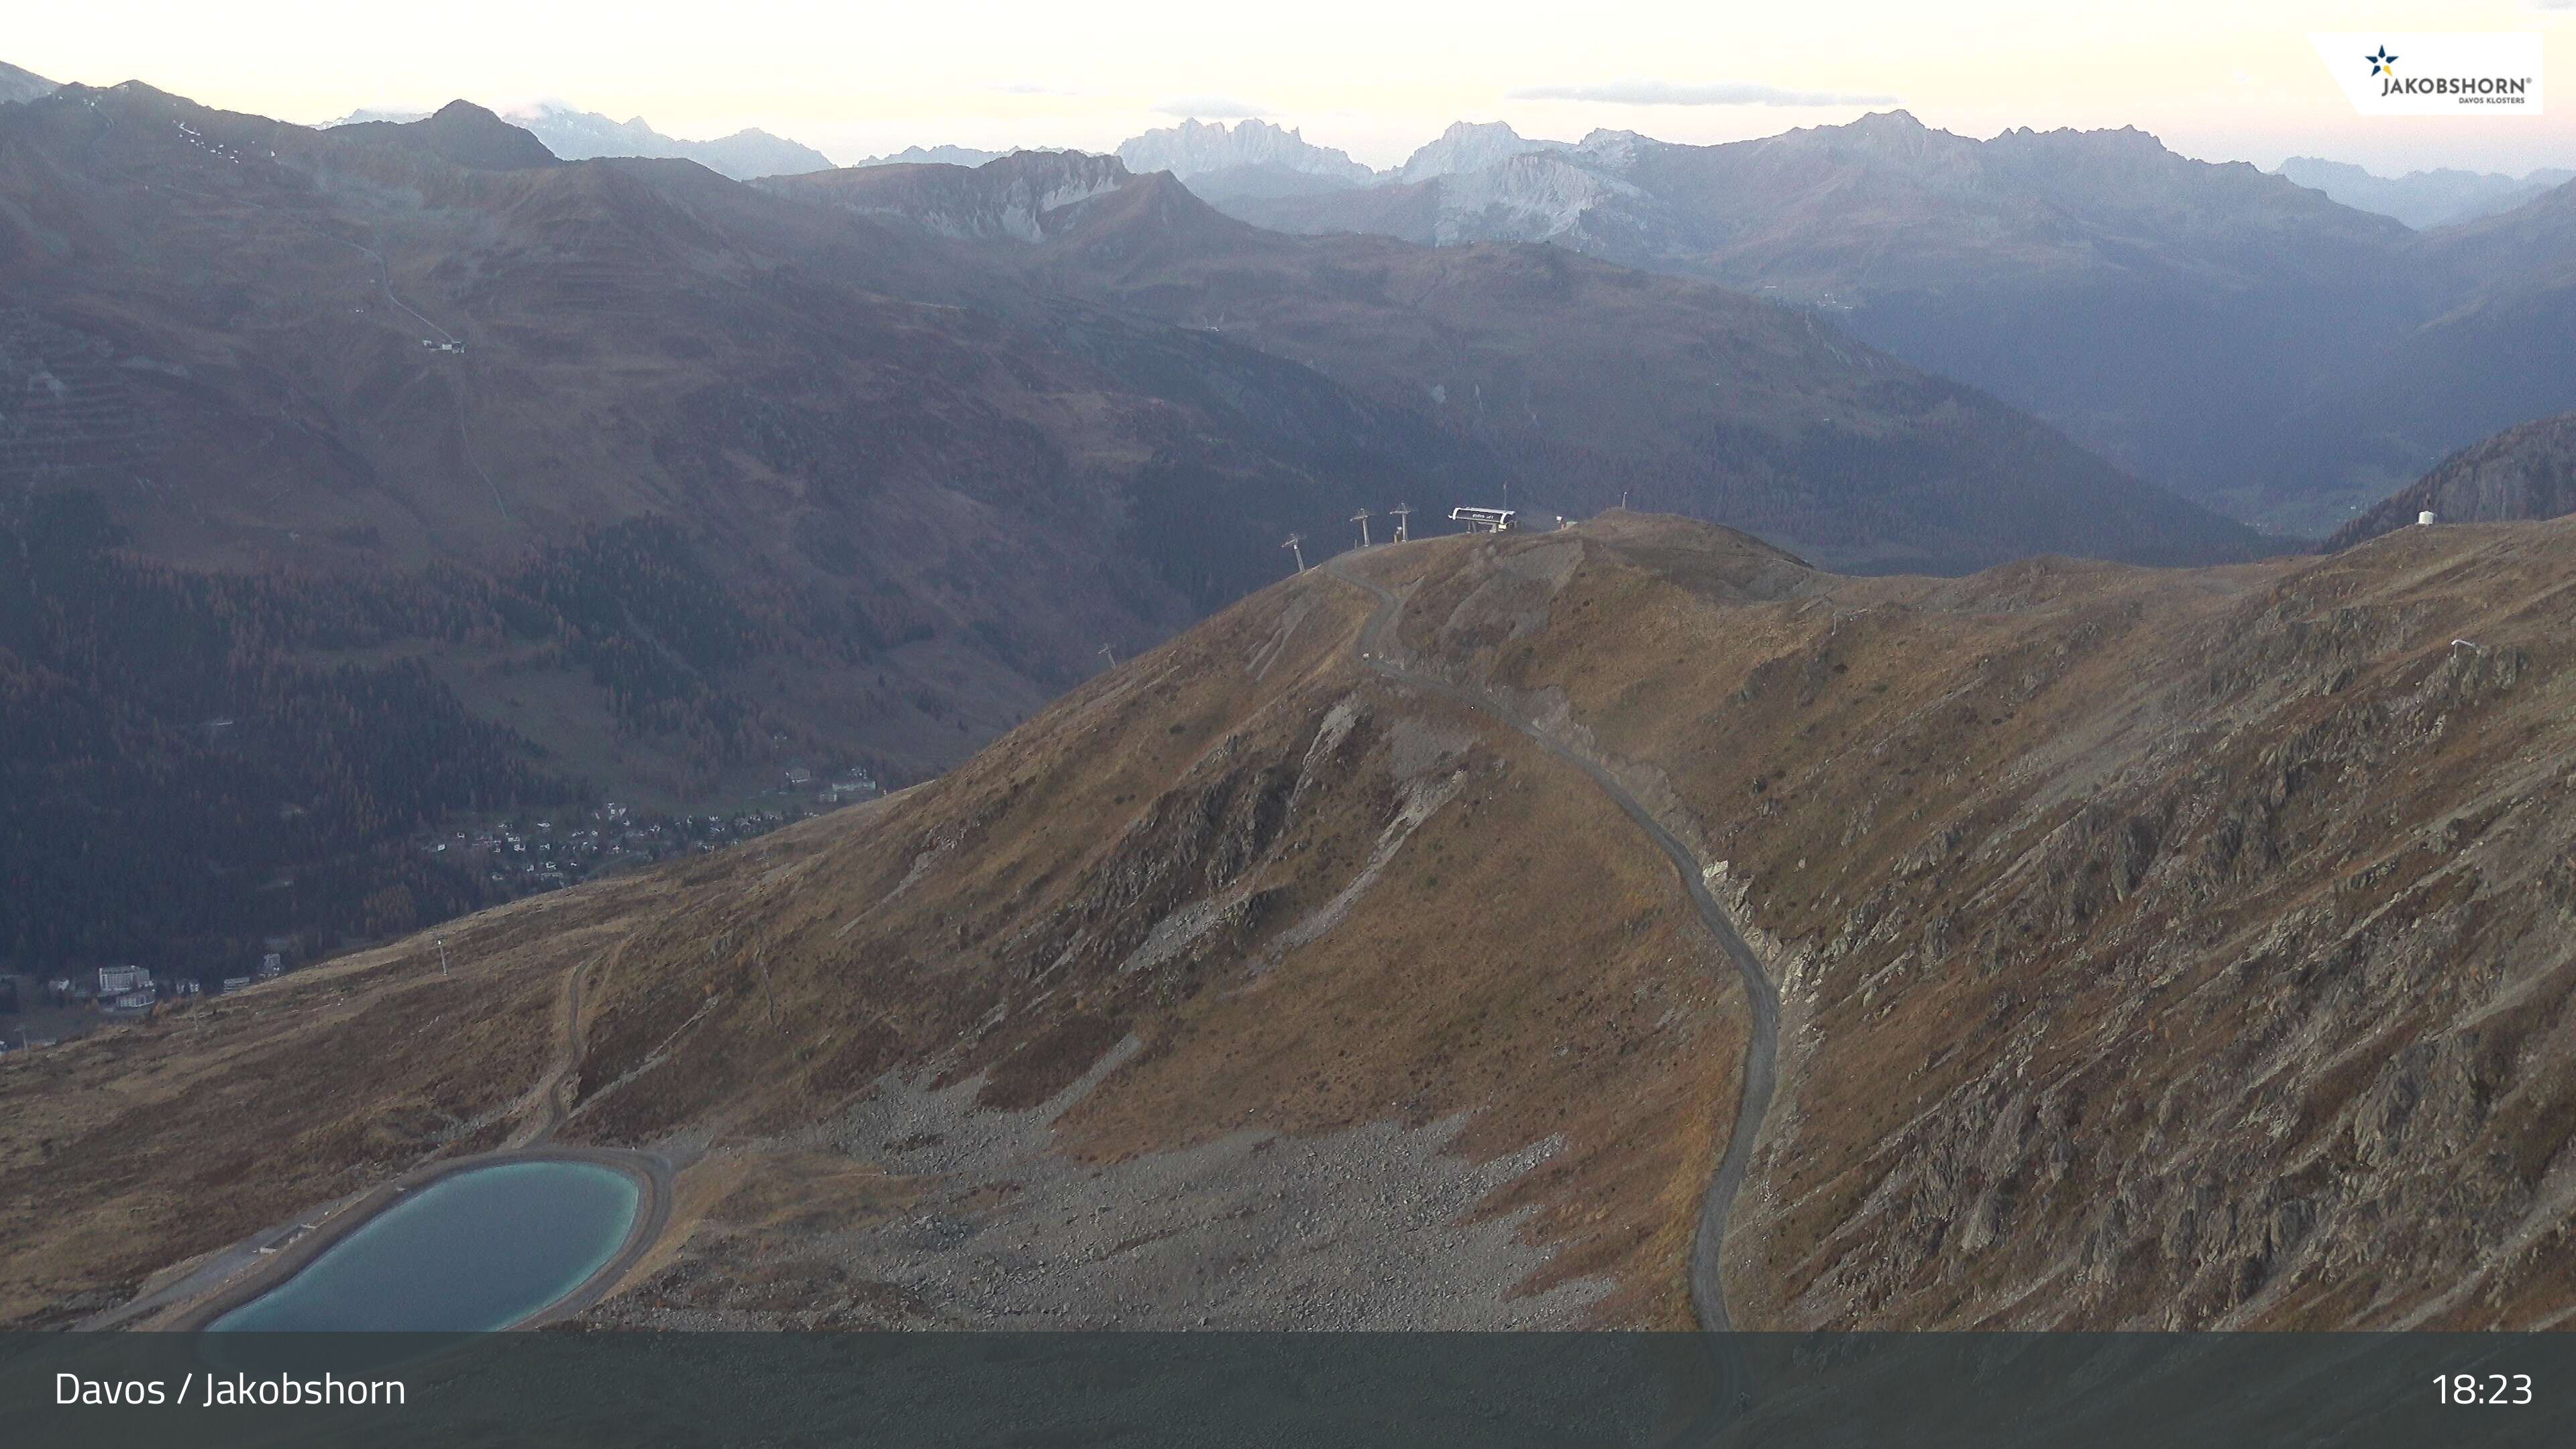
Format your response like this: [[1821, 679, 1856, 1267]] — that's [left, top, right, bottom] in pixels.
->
[[1327, 552, 1782, 1338]]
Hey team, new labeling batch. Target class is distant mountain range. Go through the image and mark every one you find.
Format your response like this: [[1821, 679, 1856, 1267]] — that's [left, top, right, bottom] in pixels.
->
[[328, 100, 832, 179], [1173, 112, 2576, 537], [17, 80, 2576, 1344], [847, 119, 1377, 195], [844, 120, 1377, 203], [773, 149, 2266, 574], [851, 143, 1015, 169], [0, 85, 1517, 961], [17, 78, 2571, 977], [1113, 118, 1374, 203], [2273, 156, 2576, 230]]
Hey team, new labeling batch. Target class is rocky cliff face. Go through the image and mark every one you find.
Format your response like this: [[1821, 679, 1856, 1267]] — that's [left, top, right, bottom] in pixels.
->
[[1396, 121, 1565, 182], [1413, 150, 1656, 247], [2328, 412, 2576, 551], [798, 149, 1132, 241], [1415, 514, 2576, 1328]]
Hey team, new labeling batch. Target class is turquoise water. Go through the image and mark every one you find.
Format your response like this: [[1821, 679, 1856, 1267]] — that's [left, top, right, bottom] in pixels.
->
[[211, 1159, 641, 1332]]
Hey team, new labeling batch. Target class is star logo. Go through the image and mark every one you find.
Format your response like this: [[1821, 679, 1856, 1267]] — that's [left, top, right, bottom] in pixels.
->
[[2366, 46, 2398, 78]]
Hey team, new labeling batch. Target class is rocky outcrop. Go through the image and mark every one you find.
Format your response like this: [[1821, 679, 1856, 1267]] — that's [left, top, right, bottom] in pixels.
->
[[1396, 121, 1566, 183], [2328, 411, 2576, 551], [804, 150, 1131, 241]]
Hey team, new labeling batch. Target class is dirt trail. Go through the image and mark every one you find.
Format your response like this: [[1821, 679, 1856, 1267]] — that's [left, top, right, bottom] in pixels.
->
[[508, 950, 598, 1148], [1326, 553, 1782, 1336]]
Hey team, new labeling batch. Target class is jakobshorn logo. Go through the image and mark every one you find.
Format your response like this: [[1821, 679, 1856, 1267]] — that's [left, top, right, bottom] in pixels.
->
[[2310, 33, 2544, 115]]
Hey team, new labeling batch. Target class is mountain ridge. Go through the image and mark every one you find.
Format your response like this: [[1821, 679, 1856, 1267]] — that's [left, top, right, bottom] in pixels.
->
[[0, 59, 53, 107], [771, 149, 2275, 575], [329, 99, 834, 179], [1216, 109, 2562, 531], [330, 99, 565, 170], [2274, 155, 2576, 230], [0, 80, 1507, 965]]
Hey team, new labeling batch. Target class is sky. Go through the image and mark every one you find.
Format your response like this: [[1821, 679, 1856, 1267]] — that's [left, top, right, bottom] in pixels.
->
[[10, 0, 2574, 174]]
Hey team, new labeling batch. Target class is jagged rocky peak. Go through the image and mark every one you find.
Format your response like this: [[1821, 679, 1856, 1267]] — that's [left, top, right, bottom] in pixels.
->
[[1849, 107, 1929, 132], [1828, 108, 1956, 156], [969, 147, 1134, 192], [1398, 120, 1566, 182], [1116, 117, 1375, 183], [1572, 129, 1651, 170], [1993, 121, 2174, 154]]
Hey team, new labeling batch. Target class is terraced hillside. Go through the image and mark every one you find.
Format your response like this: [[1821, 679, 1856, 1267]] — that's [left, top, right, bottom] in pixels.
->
[[7, 513, 2574, 1331]]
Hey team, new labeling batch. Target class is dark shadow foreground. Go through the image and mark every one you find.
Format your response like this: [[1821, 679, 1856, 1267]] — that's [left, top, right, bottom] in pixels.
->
[[6, 1331, 2569, 1447]]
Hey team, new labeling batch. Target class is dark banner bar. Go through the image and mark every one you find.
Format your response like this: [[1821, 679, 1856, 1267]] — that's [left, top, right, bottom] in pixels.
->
[[5, 1332, 2569, 1447]]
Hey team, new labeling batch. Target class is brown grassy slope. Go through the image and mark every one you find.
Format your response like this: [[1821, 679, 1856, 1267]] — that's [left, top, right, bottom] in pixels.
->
[[553, 547, 1742, 1326], [1, 545, 1748, 1328], [0, 876, 665, 1325], [1446, 512, 2576, 1328], [10, 512, 2573, 1331]]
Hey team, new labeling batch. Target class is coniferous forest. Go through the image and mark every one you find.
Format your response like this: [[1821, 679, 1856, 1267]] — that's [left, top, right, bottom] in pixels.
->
[[0, 491, 793, 979]]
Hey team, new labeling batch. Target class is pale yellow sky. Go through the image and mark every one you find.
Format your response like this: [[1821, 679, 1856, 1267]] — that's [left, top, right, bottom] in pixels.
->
[[11, 0, 2573, 172]]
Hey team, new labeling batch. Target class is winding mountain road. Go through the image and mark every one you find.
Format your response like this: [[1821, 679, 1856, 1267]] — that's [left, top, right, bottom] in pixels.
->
[[1326, 553, 1782, 1338]]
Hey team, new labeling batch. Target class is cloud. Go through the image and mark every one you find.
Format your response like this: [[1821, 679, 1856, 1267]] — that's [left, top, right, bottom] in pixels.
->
[[1508, 79, 1898, 107], [1151, 96, 1271, 119]]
